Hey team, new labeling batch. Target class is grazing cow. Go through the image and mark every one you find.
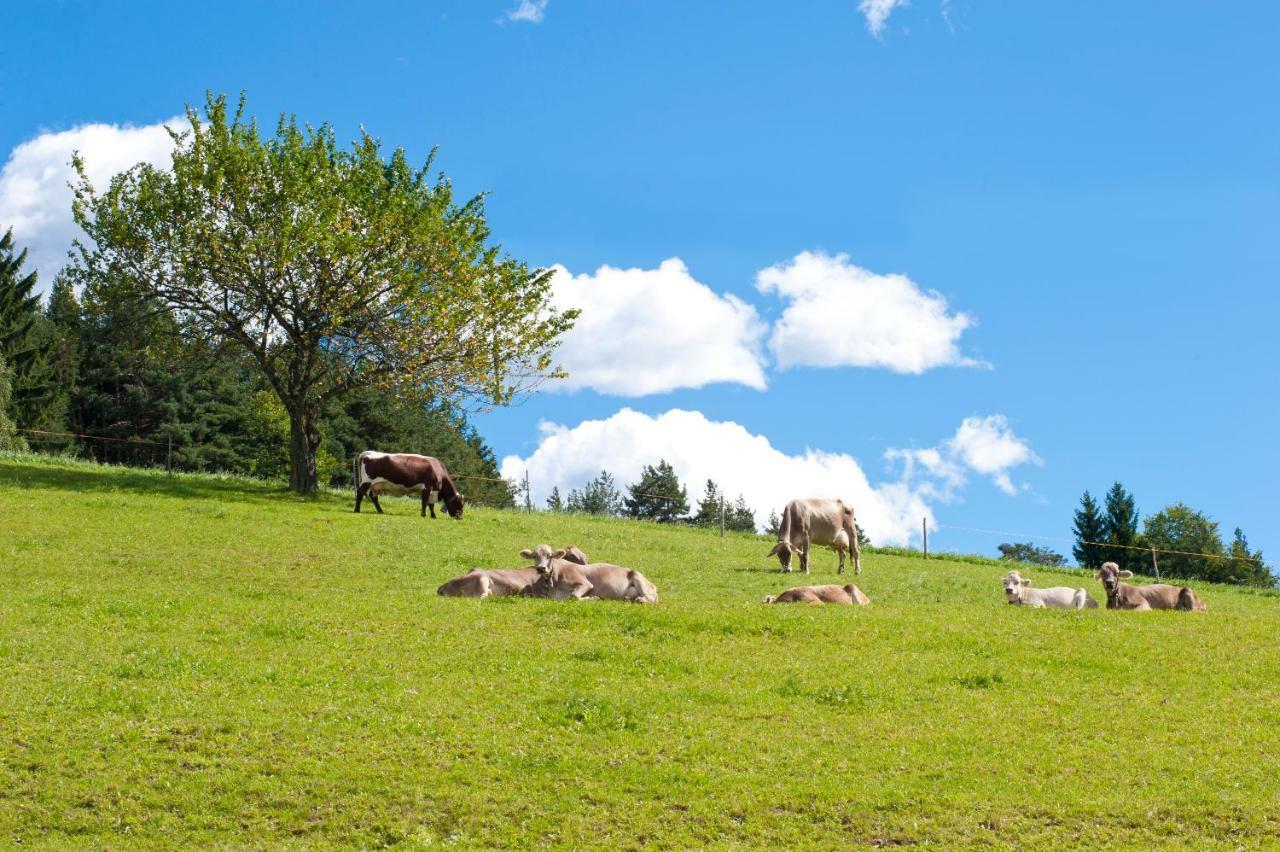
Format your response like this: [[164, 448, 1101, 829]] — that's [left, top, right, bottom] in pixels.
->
[[520, 544, 659, 603], [354, 451, 464, 519], [437, 568, 538, 598], [1002, 570, 1099, 609], [1095, 562, 1207, 611], [766, 498, 862, 575], [763, 583, 871, 605]]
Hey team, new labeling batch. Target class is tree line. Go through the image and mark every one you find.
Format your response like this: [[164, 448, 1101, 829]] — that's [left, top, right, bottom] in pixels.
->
[[0, 93, 579, 503]]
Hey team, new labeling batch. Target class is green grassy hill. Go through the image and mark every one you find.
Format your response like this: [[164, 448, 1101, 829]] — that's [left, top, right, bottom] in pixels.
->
[[2, 454, 1278, 847]]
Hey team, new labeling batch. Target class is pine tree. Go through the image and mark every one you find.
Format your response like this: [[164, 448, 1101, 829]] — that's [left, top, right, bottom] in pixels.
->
[[691, 480, 723, 527], [1072, 490, 1107, 569], [765, 510, 782, 537], [856, 525, 871, 549], [546, 486, 564, 512], [0, 354, 27, 450], [1102, 482, 1141, 573], [724, 495, 757, 532], [0, 228, 55, 427], [624, 460, 688, 522], [1225, 528, 1273, 588], [567, 471, 624, 516]]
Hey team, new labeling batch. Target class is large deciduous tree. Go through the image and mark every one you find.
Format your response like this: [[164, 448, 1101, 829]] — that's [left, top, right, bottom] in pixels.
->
[[72, 94, 575, 491], [1142, 503, 1223, 581]]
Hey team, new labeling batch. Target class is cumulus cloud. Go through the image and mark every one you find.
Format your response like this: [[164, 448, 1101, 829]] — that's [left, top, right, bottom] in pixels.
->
[[500, 407, 933, 545], [499, 0, 548, 24], [756, 251, 984, 374], [547, 259, 768, 396], [887, 414, 1041, 498], [859, 0, 908, 36], [0, 119, 180, 288]]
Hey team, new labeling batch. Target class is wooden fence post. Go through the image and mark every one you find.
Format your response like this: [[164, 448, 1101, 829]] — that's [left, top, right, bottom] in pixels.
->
[[1151, 547, 1160, 581], [166, 436, 173, 476], [719, 495, 725, 538]]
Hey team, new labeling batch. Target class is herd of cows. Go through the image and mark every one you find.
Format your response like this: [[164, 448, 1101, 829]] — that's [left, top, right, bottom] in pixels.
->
[[355, 451, 1209, 612]]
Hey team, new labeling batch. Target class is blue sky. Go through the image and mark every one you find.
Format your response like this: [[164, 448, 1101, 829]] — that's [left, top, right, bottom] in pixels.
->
[[1, 1, 1276, 558]]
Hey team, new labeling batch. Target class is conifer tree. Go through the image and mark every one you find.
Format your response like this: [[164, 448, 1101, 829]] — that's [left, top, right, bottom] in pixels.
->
[[1072, 490, 1107, 569], [691, 479, 723, 527], [624, 460, 688, 522], [1102, 482, 1141, 573], [0, 355, 26, 450], [0, 228, 55, 426], [546, 486, 564, 512]]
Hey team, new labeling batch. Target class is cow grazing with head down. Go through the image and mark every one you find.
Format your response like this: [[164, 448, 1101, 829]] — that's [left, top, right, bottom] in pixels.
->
[[354, 451, 464, 519], [520, 544, 659, 603], [1002, 570, 1099, 609], [1095, 562, 1207, 611], [767, 498, 862, 575], [763, 583, 870, 605]]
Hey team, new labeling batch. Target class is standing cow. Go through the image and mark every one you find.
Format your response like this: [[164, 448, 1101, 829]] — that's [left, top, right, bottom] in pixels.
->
[[354, 451, 465, 519], [767, 498, 862, 575]]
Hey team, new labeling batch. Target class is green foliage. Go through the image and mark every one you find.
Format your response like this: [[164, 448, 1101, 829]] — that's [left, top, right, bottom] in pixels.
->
[[691, 479, 723, 527], [566, 470, 623, 516], [1071, 490, 1107, 569], [3, 455, 1280, 847], [0, 355, 27, 450], [545, 486, 563, 512], [1102, 481, 1142, 573], [1225, 528, 1273, 588], [724, 494, 757, 533], [1142, 503, 1224, 581], [625, 460, 689, 522], [765, 509, 782, 538], [71, 92, 575, 491], [0, 227, 58, 428], [997, 541, 1066, 567]]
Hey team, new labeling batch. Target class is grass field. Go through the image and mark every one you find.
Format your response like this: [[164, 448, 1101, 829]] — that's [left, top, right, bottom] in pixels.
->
[[2, 453, 1278, 848]]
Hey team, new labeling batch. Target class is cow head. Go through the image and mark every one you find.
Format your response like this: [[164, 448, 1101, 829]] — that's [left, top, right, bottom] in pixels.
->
[[766, 540, 800, 570], [1002, 571, 1029, 604], [520, 544, 566, 576], [1094, 562, 1132, 596], [444, 492, 465, 520]]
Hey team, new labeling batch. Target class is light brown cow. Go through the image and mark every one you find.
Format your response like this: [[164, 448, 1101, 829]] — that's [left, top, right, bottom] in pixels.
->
[[1002, 570, 1099, 609], [520, 544, 658, 603], [436, 567, 538, 598], [763, 583, 871, 605], [1095, 562, 1207, 611], [767, 498, 862, 575]]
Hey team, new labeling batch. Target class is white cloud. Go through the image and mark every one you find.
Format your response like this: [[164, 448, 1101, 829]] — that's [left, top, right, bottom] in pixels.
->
[[548, 259, 768, 396], [887, 414, 1041, 498], [756, 250, 984, 374], [0, 119, 181, 289], [501, 407, 933, 545], [499, 0, 548, 24], [859, 0, 908, 36]]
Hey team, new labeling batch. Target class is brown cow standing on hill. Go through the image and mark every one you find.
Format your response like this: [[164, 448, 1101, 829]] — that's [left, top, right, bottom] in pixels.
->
[[354, 451, 465, 519], [767, 498, 862, 575]]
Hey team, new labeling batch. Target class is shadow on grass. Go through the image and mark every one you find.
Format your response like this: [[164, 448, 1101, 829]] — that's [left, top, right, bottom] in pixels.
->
[[0, 460, 316, 506], [730, 566, 783, 574]]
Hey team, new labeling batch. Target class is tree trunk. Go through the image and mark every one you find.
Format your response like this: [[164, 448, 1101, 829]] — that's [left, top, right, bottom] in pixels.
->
[[287, 406, 321, 492]]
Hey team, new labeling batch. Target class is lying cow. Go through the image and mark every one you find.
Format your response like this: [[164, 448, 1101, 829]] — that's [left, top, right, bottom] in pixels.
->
[[767, 498, 862, 575], [1002, 570, 1099, 609], [520, 544, 659, 603], [437, 567, 537, 598], [1095, 562, 1207, 611], [763, 583, 871, 605], [354, 451, 464, 519]]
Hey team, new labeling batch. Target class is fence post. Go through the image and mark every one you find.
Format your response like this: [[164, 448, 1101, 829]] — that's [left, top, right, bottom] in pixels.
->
[[166, 436, 173, 476], [719, 495, 725, 538], [922, 517, 928, 559], [1151, 547, 1160, 581], [523, 470, 532, 513]]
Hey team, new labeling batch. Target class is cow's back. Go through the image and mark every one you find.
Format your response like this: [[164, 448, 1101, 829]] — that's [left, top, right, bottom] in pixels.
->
[[579, 563, 658, 603], [359, 451, 446, 492], [784, 499, 848, 546]]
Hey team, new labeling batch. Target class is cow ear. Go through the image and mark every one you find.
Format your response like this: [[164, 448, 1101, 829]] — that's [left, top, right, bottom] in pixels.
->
[[1119, 570, 1134, 579], [1093, 571, 1103, 579], [1021, 578, 1030, 586], [519, 549, 534, 559], [766, 543, 780, 557], [553, 549, 566, 559], [787, 542, 801, 553]]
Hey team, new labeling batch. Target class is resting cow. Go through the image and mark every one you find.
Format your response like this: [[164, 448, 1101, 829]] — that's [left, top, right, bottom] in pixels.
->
[[520, 544, 659, 603], [767, 498, 862, 575], [437, 568, 538, 598], [1095, 562, 1207, 611], [763, 584, 870, 605], [1002, 570, 1099, 609], [354, 451, 464, 519]]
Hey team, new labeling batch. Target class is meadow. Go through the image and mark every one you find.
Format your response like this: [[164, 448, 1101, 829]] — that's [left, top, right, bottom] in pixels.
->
[[1, 453, 1278, 848]]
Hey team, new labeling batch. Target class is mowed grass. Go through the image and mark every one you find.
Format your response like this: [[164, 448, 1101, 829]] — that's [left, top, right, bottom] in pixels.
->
[[1, 454, 1278, 848]]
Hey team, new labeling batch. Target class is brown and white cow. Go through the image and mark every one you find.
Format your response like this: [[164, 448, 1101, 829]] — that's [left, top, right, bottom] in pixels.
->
[[354, 451, 464, 519], [1095, 562, 1207, 611], [520, 544, 659, 603], [763, 583, 871, 605], [437, 567, 538, 598], [767, 498, 862, 575]]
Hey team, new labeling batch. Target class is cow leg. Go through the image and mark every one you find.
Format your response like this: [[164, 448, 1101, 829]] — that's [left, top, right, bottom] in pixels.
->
[[838, 547, 846, 575], [421, 490, 428, 518], [354, 482, 369, 513], [800, 544, 810, 575], [428, 502, 437, 519], [369, 491, 385, 514]]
